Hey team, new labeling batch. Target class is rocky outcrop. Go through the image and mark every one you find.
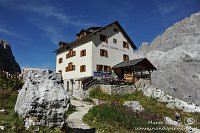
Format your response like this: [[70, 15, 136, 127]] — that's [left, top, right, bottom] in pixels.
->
[[15, 68, 70, 128], [134, 12, 200, 105], [0, 40, 21, 73], [136, 79, 200, 113]]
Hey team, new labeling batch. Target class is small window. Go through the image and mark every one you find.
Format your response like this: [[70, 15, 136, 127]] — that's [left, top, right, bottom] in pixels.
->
[[80, 65, 86, 72], [58, 58, 63, 64], [123, 41, 129, 49], [80, 49, 86, 57], [100, 49, 108, 57], [123, 54, 129, 61], [113, 38, 117, 44], [96, 65, 103, 72], [104, 65, 111, 72], [114, 28, 118, 32], [100, 34, 107, 43]]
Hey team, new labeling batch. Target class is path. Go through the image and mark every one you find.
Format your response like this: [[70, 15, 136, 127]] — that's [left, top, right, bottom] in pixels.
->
[[66, 99, 94, 129]]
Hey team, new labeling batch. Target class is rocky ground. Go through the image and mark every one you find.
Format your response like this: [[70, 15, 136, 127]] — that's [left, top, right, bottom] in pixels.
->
[[66, 99, 93, 129]]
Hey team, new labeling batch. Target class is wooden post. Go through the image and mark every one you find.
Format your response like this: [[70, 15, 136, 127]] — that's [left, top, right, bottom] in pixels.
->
[[132, 70, 134, 84]]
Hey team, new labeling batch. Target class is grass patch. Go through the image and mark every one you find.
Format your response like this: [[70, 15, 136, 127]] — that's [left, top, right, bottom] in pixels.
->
[[83, 104, 183, 133], [84, 88, 200, 132]]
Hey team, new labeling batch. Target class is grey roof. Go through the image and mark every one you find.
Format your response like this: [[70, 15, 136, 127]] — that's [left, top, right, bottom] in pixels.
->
[[112, 58, 157, 70], [55, 21, 137, 54]]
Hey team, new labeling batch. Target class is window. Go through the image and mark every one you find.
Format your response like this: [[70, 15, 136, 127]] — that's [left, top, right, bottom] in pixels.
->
[[96, 65, 111, 72], [66, 49, 76, 59], [58, 58, 63, 64], [123, 54, 129, 61], [100, 49, 108, 57], [80, 49, 86, 57], [80, 65, 86, 72], [96, 65, 104, 72], [123, 41, 129, 49], [104, 65, 111, 72], [100, 34, 107, 43], [114, 28, 118, 32], [113, 38, 117, 44], [66, 62, 75, 72]]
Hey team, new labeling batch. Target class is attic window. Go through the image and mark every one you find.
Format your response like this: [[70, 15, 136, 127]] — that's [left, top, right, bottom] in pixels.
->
[[100, 34, 107, 43], [114, 28, 118, 32], [113, 38, 117, 44]]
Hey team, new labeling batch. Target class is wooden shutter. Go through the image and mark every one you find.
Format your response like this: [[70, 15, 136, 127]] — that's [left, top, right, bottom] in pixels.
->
[[108, 66, 111, 72], [72, 65, 75, 70], [84, 65, 86, 72], [73, 51, 76, 56], [96, 65, 99, 71], [106, 50, 108, 57], [80, 50, 83, 57], [100, 49, 103, 56], [84, 50, 86, 56]]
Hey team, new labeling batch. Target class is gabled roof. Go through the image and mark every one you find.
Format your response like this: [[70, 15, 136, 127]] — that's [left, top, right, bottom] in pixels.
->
[[112, 58, 157, 71], [55, 21, 137, 54]]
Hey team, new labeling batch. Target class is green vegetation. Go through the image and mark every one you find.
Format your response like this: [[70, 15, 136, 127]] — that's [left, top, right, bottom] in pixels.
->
[[83, 88, 200, 132], [0, 76, 23, 91]]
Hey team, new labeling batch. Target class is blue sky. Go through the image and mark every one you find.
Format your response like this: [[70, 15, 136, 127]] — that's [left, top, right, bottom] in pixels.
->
[[0, 0, 199, 71]]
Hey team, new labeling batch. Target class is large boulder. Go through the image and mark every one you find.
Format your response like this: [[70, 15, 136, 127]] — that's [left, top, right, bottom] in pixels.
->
[[135, 12, 200, 105], [15, 68, 70, 128], [0, 40, 21, 73]]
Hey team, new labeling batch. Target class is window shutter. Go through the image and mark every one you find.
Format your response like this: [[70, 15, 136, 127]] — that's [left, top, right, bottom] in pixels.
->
[[72, 65, 75, 70], [73, 51, 76, 56], [100, 49, 102, 56], [80, 51, 82, 57], [84, 65, 86, 72], [106, 50, 108, 57], [108, 66, 111, 72], [96, 65, 99, 71], [84, 50, 86, 56]]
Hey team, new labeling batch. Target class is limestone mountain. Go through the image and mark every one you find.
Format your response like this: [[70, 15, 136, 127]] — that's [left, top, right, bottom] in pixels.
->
[[0, 40, 21, 73], [134, 12, 200, 105]]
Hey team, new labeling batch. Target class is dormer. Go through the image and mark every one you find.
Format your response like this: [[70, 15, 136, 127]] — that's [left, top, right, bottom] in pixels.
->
[[76, 27, 102, 39], [76, 30, 91, 39], [58, 41, 68, 48]]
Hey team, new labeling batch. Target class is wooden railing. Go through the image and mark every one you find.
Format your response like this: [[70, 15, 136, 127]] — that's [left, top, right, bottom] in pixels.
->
[[0, 70, 22, 80]]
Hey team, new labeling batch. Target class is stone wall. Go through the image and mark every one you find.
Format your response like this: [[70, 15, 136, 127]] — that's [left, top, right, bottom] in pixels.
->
[[99, 84, 136, 95]]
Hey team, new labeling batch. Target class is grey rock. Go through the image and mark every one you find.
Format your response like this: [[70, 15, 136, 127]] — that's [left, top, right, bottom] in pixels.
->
[[15, 68, 70, 128], [123, 101, 144, 112], [134, 12, 200, 105], [0, 40, 21, 73]]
